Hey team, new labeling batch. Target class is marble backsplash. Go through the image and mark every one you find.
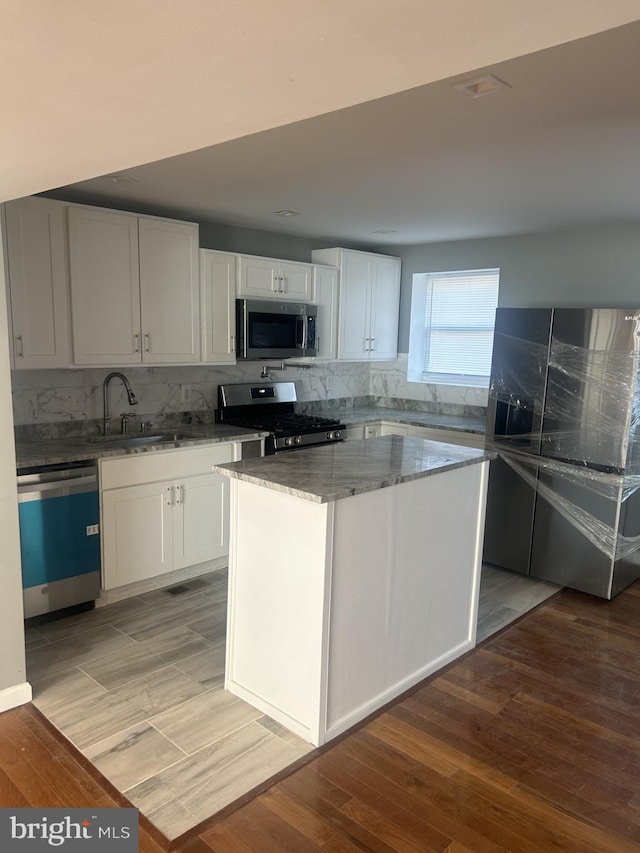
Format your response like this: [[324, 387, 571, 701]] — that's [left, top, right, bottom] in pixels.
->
[[12, 355, 487, 440], [369, 354, 489, 415], [11, 361, 371, 438]]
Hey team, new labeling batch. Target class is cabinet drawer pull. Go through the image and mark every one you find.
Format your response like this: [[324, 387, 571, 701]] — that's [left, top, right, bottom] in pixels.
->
[[16, 335, 24, 357], [144, 333, 152, 352]]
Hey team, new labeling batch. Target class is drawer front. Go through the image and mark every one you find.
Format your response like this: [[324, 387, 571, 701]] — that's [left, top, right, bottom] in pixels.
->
[[100, 443, 235, 490]]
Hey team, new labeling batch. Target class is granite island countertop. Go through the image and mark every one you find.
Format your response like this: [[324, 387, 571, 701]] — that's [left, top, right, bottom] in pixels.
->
[[15, 424, 269, 469], [214, 434, 496, 504]]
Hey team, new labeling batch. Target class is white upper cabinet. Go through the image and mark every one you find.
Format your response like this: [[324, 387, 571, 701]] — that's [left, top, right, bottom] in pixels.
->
[[138, 217, 200, 363], [5, 197, 71, 368], [312, 264, 339, 360], [68, 207, 141, 365], [68, 206, 199, 366], [369, 254, 402, 359], [200, 249, 236, 363], [312, 248, 401, 361], [237, 255, 313, 300]]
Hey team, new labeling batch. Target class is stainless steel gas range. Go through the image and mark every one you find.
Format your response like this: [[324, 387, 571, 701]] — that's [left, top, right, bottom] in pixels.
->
[[216, 382, 346, 454]]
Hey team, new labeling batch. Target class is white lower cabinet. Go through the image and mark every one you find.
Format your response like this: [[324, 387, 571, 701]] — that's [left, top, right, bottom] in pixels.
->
[[408, 425, 485, 448], [360, 421, 484, 447], [379, 422, 410, 436], [173, 473, 229, 570], [100, 444, 235, 590], [101, 481, 174, 587]]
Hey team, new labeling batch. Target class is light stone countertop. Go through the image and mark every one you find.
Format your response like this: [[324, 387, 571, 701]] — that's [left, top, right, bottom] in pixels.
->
[[15, 424, 268, 469], [13, 406, 485, 469], [214, 434, 496, 504], [337, 407, 486, 434]]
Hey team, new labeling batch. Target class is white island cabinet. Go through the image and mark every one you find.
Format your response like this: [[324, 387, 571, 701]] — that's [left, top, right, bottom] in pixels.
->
[[216, 435, 493, 746]]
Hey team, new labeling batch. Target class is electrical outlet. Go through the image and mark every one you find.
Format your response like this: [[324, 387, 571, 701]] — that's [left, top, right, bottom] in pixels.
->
[[86, 524, 99, 536], [180, 384, 192, 404]]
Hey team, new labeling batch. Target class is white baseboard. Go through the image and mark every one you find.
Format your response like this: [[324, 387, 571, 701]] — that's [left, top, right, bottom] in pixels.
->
[[0, 681, 32, 714]]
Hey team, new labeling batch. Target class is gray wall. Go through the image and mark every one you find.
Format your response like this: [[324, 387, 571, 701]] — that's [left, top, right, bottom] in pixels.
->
[[385, 224, 640, 351], [42, 190, 378, 263], [0, 226, 28, 697]]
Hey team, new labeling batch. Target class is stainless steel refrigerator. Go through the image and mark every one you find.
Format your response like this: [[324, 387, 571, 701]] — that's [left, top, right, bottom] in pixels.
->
[[483, 307, 640, 599]]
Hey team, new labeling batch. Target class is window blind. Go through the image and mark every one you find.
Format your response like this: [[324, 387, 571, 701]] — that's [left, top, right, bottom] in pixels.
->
[[422, 270, 499, 379]]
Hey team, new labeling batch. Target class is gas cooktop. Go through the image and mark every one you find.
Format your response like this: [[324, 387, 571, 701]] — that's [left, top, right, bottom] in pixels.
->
[[216, 382, 346, 453]]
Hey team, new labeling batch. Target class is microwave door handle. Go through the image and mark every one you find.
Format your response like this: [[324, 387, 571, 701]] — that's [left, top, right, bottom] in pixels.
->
[[295, 316, 305, 350], [241, 302, 248, 358]]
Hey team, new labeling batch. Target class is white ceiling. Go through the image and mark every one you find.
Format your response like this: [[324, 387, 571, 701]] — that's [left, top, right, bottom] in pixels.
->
[[3, 3, 640, 247]]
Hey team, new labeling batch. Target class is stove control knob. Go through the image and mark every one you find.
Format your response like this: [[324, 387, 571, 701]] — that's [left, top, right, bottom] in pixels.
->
[[333, 430, 342, 440], [326, 431, 333, 440], [294, 435, 303, 445], [284, 437, 294, 446]]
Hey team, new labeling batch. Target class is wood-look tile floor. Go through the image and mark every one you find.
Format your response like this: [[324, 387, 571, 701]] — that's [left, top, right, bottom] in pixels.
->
[[25, 569, 312, 839], [10, 576, 640, 851], [24, 564, 558, 843]]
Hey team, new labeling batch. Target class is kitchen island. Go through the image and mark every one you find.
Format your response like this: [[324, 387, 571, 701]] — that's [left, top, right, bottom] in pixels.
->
[[215, 435, 494, 746]]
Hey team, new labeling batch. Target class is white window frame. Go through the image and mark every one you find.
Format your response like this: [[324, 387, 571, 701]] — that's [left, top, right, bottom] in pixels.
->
[[407, 268, 499, 387]]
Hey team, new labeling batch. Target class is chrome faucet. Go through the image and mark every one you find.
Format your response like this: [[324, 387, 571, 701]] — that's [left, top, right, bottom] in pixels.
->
[[103, 372, 138, 435]]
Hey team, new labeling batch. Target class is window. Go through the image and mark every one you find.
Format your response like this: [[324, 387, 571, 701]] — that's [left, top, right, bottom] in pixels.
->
[[407, 268, 499, 385]]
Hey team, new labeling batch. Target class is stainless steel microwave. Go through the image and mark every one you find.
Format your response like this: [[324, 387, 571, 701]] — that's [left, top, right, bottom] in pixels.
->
[[236, 299, 317, 359]]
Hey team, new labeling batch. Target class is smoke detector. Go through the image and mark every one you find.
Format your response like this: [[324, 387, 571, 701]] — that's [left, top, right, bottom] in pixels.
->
[[453, 74, 510, 99]]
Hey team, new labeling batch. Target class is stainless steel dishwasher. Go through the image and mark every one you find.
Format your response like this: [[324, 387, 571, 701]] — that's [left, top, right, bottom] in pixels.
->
[[17, 461, 101, 619]]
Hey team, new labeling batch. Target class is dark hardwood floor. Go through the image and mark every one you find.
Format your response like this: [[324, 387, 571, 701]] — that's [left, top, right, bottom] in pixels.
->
[[3, 581, 640, 851]]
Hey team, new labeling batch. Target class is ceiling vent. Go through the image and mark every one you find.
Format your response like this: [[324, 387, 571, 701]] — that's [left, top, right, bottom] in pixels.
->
[[453, 74, 510, 99], [272, 209, 300, 217], [373, 228, 397, 234]]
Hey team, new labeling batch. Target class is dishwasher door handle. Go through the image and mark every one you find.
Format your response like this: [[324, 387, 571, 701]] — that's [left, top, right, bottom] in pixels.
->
[[18, 475, 98, 502]]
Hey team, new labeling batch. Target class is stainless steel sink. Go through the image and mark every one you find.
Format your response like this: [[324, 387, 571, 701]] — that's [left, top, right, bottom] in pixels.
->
[[86, 432, 198, 447]]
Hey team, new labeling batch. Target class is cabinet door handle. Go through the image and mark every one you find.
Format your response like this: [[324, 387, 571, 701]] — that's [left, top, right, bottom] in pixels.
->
[[364, 337, 369, 351], [370, 337, 375, 351], [133, 333, 140, 352], [144, 333, 152, 352], [280, 275, 286, 293], [166, 486, 174, 506], [229, 334, 235, 355], [16, 335, 24, 357], [175, 484, 182, 505]]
